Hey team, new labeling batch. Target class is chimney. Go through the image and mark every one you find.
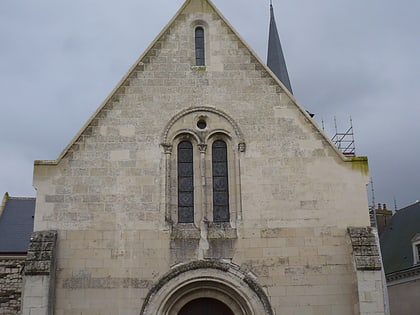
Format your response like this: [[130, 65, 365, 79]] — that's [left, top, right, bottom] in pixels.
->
[[383, 204, 387, 210], [377, 203, 382, 211]]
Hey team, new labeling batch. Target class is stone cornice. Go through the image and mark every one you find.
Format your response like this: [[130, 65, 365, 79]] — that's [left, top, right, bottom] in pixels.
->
[[386, 265, 420, 284]]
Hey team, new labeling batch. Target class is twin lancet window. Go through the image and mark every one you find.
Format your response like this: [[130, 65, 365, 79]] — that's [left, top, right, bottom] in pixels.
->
[[162, 107, 245, 228], [177, 139, 229, 223]]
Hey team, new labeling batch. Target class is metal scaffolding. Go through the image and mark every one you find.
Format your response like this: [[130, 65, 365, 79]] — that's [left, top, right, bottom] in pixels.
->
[[331, 117, 355, 156]]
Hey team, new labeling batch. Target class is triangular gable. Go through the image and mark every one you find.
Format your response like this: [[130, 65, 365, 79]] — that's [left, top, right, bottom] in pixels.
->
[[35, 0, 356, 166]]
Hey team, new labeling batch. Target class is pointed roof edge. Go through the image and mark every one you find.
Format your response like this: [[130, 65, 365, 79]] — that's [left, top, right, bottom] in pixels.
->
[[0, 192, 9, 218], [34, 0, 360, 166], [267, 3, 293, 94]]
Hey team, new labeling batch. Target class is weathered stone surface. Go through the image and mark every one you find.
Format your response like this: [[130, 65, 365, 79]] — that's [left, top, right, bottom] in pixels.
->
[[170, 239, 199, 265], [62, 275, 151, 289], [206, 239, 236, 259], [0, 258, 25, 315], [348, 227, 382, 271], [24, 230, 57, 276]]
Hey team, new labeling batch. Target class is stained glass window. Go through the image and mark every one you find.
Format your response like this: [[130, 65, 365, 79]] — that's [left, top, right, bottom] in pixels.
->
[[195, 27, 205, 66], [212, 140, 229, 222], [178, 141, 194, 223]]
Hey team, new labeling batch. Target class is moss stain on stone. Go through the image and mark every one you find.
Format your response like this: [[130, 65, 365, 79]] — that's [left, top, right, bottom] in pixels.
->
[[349, 156, 369, 175]]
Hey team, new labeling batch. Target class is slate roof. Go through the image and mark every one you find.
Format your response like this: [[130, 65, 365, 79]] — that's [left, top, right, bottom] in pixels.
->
[[267, 4, 293, 94], [0, 194, 35, 253], [380, 201, 420, 274]]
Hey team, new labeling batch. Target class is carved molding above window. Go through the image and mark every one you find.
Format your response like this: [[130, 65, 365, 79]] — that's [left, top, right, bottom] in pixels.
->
[[161, 106, 245, 151]]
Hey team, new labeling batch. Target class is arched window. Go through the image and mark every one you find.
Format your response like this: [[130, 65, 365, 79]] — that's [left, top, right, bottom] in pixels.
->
[[195, 27, 205, 66], [162, 107, 245, 227], [178, 141, 194, 223], [212, 140, 229, 222]]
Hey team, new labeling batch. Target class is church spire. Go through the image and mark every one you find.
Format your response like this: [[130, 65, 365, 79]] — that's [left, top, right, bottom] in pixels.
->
[[267, 2, 293, 94]]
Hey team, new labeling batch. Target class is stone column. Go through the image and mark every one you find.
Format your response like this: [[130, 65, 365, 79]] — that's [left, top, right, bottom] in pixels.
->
[[198, 143, 208, 223], [162, 144, 173, 223], [21, 230, 57, 315], [348, 227, 387, 315]]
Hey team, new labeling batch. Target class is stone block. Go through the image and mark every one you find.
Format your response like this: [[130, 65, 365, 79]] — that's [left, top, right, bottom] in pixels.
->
[[25, 231, 57, 276], [347, 227, 381, 271]]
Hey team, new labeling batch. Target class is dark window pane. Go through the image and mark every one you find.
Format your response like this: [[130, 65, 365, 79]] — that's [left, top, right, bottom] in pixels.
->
[[212, 163, 227, 176], [214, 206, 229, 222], [213, 177, 228, 191], [195, 27, 205, 66], [179, 177, 193, 192], [213, 140, 226, 148], [212, 140, 229, 222], [178, 163, 193, 176], [179, 192, 193, 206], [178, 141, 193, 161], [213, 192, 229, 206], [179, 141, 193, 149], [178, 141, 194, 223], [178, 207, 194, 223], [212, 148, 227, 162]]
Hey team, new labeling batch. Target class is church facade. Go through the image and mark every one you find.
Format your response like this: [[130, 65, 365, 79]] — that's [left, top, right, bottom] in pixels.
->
[[20, 0, 386, 314]]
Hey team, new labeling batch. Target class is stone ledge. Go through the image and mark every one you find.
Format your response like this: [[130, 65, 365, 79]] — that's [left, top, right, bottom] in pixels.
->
[[171, 224, 200, 239], [386, 265, 420, 283], [207, 223, 237, 239]]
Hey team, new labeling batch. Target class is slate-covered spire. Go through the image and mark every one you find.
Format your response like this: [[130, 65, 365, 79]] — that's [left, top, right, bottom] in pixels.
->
[[267, 3, 293, 94]]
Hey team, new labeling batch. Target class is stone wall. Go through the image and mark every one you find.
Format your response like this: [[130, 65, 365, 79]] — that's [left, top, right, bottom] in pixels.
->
[[27, 0, 385, 314], [0, 257, 25, 315], [388, 278, 420, 315], [21, 230, 57, 315]]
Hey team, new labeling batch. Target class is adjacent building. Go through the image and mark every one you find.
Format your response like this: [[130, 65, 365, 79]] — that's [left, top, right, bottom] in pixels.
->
[[380, 201, 420, 315], [0, 193, 35, 314]]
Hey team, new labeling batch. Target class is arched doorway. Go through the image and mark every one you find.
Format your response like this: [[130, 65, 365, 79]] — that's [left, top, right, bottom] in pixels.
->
[[140, 261, 274, 315], [178, 298, 234, 315]]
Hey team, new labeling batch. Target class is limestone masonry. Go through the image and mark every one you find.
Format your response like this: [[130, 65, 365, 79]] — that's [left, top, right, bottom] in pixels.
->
[[20, 0, 386, 314]]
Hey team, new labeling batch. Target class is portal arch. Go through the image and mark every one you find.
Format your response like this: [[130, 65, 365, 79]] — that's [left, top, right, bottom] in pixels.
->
[[140, 261, 274, 315]]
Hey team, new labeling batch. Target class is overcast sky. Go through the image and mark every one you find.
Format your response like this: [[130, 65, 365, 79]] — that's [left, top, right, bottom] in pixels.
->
[[1, 0, 419, 210]]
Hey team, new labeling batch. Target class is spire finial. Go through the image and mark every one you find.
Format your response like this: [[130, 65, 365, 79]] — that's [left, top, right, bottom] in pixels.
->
[[267, 0, 293, 94]]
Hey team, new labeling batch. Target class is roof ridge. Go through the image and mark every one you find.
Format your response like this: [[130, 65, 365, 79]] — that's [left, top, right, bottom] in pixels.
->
[[8, 196, 36, 201], [395, 201, 420, 213]]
